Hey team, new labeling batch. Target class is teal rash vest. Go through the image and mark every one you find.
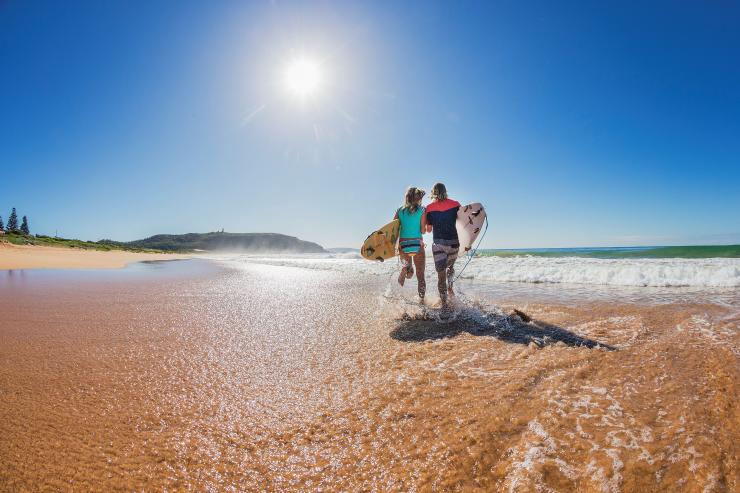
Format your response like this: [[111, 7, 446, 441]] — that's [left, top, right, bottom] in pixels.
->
[[397, 206, 425, 239]]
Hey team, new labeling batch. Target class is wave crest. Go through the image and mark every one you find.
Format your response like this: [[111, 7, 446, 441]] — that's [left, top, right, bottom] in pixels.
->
[[465, 257, 740, 288]]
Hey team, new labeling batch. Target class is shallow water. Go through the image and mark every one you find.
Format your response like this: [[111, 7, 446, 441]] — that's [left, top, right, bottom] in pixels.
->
[[0, 259, 737, 492]]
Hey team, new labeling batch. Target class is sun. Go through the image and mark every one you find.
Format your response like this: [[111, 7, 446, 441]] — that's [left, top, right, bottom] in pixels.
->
[[283, 58, 322, 99]]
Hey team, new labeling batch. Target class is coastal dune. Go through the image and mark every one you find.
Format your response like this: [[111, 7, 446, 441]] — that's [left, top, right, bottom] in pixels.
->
[[0, 243, 189, 270]]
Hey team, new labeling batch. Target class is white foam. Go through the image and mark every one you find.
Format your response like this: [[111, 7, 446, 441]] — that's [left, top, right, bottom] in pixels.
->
[[209, 253, 740, 288], [466, 256, 740, 288]]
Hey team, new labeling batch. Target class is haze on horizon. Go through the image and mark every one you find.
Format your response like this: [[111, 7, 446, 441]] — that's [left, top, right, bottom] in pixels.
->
[[1, 1, 739, 249]]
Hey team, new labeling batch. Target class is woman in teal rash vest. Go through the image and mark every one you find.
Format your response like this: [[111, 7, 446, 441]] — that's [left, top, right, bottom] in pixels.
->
[[393, 186, 427, 300]]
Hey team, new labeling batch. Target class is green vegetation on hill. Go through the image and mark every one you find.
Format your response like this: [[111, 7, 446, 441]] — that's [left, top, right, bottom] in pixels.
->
[[1, 230, 325, 254], [1, 206, 31, 235], [116, 232, 326, 253], [1, 233, 165, 253]]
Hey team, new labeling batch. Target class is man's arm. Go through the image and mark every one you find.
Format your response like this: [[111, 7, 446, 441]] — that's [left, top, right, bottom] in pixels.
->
[[422, 211, 432, 233]]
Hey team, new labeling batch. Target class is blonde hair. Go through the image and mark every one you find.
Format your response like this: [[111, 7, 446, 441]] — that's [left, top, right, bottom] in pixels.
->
[[431, 182, 448, 201], [402, 186, 426, 213]]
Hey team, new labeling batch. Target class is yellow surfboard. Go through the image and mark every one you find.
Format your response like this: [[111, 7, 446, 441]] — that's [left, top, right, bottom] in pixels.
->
[[361, 219, 400, 262]]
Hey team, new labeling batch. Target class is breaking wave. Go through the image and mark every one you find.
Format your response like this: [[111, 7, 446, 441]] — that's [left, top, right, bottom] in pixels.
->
[[212, 253, 740, 288], [464, 256, 740, 288]]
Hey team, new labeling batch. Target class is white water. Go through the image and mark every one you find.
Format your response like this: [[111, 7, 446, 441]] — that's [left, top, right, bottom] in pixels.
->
[[466, 256, 740, 288], [203, 252, 740, 289]]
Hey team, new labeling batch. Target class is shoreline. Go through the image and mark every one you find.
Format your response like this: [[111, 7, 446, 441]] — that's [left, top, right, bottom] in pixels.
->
[[0, 243, 191, 270]]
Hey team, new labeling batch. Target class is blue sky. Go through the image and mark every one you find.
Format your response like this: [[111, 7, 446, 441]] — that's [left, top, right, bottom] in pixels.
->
[[1, 0, 739, 248]]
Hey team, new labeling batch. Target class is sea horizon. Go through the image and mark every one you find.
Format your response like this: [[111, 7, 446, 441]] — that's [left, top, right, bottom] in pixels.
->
[[478, 243, 740, 259]]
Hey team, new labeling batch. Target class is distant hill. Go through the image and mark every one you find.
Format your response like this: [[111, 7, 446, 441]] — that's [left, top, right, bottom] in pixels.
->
[[102, 232, 325, 253]]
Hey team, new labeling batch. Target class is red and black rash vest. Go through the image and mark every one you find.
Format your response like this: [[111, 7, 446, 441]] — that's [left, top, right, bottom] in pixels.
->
[[424, 199, 461, 242]]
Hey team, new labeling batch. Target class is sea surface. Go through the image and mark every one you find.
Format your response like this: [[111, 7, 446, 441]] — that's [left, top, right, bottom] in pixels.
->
[[480, 244, 740, 259], [0, 254, 737, 492]]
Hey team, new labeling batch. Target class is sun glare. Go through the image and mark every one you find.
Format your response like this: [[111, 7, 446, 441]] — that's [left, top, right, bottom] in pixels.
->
[[284, 58, 322, 99]]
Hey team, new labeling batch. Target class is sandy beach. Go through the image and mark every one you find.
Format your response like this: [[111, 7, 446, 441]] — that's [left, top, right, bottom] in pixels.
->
[[0, 243, 190, 270], [0, 257, 737, 492]]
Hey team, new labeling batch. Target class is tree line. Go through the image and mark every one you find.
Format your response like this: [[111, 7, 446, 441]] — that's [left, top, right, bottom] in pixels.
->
[[0, 208, 30, 234]]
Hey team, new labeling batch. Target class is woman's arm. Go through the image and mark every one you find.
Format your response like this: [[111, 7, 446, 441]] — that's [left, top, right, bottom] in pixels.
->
[[421, 210, 431, 233]]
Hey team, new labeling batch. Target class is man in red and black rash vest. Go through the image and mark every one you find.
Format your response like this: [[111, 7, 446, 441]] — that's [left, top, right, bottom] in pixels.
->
[[422, 182, 460, 305]]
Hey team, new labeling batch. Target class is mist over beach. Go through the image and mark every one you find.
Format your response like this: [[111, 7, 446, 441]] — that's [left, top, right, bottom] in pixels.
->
[[2, 1, 739, 492]]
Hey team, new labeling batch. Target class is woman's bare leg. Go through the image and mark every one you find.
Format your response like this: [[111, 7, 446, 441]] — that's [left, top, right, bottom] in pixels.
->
[[398, 252, 411, 286], [406, 254, 415, 278], [413, 249, 426, 300]]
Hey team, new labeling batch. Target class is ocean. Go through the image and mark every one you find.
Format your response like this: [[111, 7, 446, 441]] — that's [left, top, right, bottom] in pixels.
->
[[479, 244, 740, 259]]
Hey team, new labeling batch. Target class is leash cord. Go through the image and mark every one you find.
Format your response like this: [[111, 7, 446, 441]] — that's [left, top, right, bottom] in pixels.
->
[[452, 215, 489, 284]]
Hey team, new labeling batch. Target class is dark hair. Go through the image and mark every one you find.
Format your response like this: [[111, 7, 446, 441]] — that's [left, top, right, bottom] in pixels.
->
[[431, 182, 447, 201]]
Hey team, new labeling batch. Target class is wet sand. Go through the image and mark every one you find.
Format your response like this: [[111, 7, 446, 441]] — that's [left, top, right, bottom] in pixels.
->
[[0, 243, 190, 270], [0, 260, 737, 491]]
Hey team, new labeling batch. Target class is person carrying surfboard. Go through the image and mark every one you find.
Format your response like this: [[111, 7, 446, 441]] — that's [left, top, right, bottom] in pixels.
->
[[423, 182, 461, 304], [393, 186, 427, 300]]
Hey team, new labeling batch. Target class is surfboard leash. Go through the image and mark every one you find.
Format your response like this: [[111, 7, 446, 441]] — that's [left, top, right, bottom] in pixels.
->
[[452, 215, 489, 284]]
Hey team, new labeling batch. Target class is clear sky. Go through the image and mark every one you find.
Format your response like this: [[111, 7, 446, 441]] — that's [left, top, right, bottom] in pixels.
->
[[1, 0, 739, 248]]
